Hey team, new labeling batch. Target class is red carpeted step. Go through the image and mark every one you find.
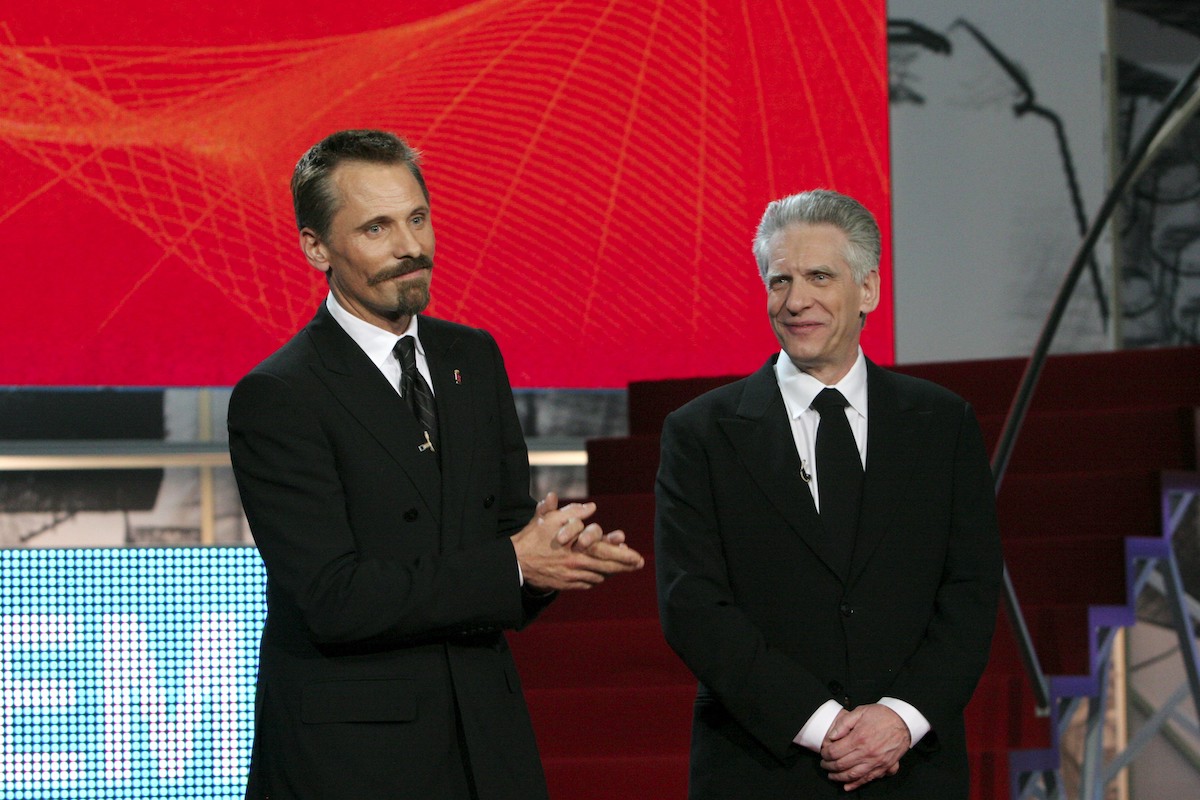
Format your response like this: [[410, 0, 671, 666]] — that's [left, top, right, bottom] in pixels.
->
[[628, 375, 743, 436], [968, 750, 1013, 800], [997, 470, 1160, 538], [1004, 535, 1127, 605], [541, 755, 689, 800], [978, 407, 1197, 474], [587, 435, 661, 495], [982, 604, 1090, 678], [1021, 604, 1091, 677], [510, 617, 690, 690], [537, 557, 659, 622], [967, 671, 1051, 750], [1002, 520, 1149, 550], [982, 612, 1024, 676], [585, 492, 656, 551], [524, 685, 695, 758], [893, 347, 1200, 417]]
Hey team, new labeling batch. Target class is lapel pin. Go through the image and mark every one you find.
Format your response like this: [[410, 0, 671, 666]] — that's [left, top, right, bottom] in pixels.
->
[[453, 369, 462, 385]]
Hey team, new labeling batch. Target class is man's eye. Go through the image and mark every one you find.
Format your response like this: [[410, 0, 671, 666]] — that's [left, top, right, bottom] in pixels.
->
[[411, 215, 425, 226], [366, 224, 383, 235], [768, 276, 788, 288]]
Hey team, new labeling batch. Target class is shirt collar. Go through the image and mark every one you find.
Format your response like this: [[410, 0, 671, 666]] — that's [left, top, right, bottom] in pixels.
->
[[774, 349, 868, 419], [325, 292, 422, 370]]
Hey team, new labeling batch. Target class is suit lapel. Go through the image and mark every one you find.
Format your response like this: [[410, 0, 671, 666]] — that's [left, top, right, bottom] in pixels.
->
[[421, 318, 475, 550], [303, 306, 443, 521], [719, 359, 845, 579], [849, 361, 926, 586]]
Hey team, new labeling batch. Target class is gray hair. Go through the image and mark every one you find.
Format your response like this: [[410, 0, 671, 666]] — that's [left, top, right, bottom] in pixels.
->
[[752, 189, 881, 284]]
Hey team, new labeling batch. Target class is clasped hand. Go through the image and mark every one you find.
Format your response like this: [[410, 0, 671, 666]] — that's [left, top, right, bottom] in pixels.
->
[[510, 492, 644, 591], [819, 704, 910, 792]]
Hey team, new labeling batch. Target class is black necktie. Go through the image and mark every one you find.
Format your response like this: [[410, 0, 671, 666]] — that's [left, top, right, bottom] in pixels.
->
[[394, 337, 438, 454], [812, 388, 862, 574]]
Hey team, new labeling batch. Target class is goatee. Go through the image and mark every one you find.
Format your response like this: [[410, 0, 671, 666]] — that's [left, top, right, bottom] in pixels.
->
[[395, 283, 431, 317], [370, 255, 434, 317]]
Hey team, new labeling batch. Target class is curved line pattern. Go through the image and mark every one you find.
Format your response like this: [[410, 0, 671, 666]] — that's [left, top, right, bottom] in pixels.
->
[[0, 0, 890, 386]]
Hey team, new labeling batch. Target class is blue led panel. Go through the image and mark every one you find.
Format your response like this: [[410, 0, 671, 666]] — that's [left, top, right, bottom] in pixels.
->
[[0, 547, 265, 799]]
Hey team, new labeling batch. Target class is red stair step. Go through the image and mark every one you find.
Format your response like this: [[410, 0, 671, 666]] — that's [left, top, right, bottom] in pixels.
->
[[997, 470, 1161, 538], [967, 750, 1011, 800], [541, 755, 689, 800], [967, 672, 1051, 751], [537, 557, 659, 622], [1022, 604, 1091, 677], [893, 347, 1200, 417], [524, 685, 694, 758], [588, 435, 660, 495], [510, 617, 690, 690], [585, 492, 656, 551], [1003, 535, 1127, 605], [978, 407, 1197, 475]]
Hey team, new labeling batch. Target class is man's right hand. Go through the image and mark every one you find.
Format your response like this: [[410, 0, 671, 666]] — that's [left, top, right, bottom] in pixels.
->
[[819, 705, 908, 791], [510, 492, 645, 591]]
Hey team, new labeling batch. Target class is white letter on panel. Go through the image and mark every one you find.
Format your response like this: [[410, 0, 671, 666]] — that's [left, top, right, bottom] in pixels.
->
[[0, 615, 80, 785]]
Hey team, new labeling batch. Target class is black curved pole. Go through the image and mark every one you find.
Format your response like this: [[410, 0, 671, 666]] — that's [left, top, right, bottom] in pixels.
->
[[991, 53, 1200, 713]]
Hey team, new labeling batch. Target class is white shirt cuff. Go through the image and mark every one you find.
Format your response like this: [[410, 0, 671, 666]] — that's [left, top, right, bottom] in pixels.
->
[[793, 699, 844, 752], [878, 697, 930, 748]]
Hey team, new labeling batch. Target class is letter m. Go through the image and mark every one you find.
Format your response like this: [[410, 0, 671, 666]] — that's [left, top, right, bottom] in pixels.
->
[[102, 613, 240, 782]]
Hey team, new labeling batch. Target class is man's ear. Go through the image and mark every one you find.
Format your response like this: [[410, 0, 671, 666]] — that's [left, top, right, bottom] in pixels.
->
[[859, 269, 881, 315], [299, 228, 331, 274]]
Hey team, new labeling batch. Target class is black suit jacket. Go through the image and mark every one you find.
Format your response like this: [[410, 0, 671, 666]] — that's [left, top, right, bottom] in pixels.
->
[[655, 356, 1002, 799], [229, 305, 552, 800]]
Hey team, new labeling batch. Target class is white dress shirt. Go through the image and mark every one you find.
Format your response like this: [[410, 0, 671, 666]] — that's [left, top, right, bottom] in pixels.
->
[[324, 294, 536, 588], [773, 349, 931, 752], [325, 293, 434, 396]]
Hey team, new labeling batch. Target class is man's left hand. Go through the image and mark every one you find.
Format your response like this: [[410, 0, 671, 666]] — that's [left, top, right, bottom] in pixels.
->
[[819, 704, 910, 791]]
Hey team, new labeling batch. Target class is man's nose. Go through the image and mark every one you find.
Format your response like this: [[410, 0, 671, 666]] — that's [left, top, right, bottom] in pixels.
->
[[392, 226, 424, 259], [782, 284, 811, 313]]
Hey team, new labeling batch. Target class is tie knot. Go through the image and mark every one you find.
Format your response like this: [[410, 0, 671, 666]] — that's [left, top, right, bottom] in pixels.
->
[[811, 387, 850, 416], [394, 337, 417, 371]]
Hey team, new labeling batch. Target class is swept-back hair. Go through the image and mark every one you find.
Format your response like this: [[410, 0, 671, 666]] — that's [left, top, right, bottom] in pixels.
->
[[291, 129, 429, 239], [752, 189, 880, 284]]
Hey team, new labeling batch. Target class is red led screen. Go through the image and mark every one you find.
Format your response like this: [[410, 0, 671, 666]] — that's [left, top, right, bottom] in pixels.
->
[[0, 0, 890, 387]]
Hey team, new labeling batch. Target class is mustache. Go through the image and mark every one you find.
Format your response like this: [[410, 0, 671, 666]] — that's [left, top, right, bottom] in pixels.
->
[[368, 255, 434, 286]]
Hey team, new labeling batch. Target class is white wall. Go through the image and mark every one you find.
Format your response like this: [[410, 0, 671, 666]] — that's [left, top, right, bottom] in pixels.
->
[[888, 1, 1114, 363]]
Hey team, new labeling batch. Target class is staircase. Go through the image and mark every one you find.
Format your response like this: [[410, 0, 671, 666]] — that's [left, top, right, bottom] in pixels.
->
[[509, 346, 1200, 799]]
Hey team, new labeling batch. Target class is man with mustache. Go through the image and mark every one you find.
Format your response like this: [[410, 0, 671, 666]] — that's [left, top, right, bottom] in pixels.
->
[[228, 129, 644, 800]]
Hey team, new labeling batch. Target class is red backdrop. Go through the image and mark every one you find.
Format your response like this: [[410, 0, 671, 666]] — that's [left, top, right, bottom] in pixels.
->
[[0, 0, 890, 388]]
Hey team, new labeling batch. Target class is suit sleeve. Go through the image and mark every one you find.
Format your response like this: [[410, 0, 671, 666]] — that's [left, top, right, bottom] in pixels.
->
[[229, 362, 539, 647], [484, 331, 555, 625], [879, 402, 1003, 740], [655, 409, 831, 763]]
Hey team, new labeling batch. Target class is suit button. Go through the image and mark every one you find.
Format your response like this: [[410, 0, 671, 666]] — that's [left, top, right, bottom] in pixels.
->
[[828, 681, 843, 695], [483, 495, 495, 508], [840, 603, 854, 617], [403, 508, 419, 522]]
